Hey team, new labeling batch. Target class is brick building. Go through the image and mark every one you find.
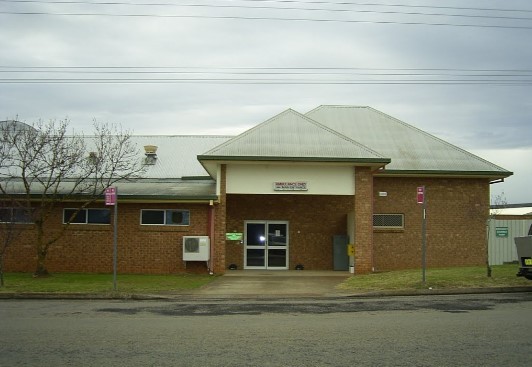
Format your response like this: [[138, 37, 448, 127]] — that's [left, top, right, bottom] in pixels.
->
[[3, 106, 512, 274]]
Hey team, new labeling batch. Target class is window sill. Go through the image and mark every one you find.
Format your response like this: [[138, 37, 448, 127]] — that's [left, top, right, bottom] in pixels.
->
[[64, 224, 112, 231], [139, 225, 190, 232], [373, 228, 405, 233]]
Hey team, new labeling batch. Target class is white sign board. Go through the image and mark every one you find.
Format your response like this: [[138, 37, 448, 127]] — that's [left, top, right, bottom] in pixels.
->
[[273, 181, 308, 191]]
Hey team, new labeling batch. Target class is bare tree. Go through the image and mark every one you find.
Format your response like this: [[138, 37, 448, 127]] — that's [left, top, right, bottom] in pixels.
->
[[0, 200, 29, 286], [0, 119, 144, 277], [0, 129, 26, 285]]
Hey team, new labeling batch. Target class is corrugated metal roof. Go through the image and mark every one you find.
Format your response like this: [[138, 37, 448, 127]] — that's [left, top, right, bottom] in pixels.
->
[[130, 135, 232, 178], [116, 179, 217, 199], [200, 109, 388, 162], [490, 207, 532, 215], [306, 105, 511, 175], [3, 178, 217, 200]]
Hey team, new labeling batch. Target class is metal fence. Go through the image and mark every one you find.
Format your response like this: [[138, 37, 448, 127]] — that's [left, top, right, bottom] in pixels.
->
[[488, 219, 532, 265]]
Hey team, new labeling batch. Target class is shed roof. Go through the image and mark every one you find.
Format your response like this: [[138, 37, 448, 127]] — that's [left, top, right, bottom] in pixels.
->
[[3, 178, 217, 201], [490, 207, 532, 216]]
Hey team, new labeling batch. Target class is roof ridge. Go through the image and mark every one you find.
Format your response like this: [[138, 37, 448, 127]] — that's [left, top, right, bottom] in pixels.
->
[[130, 134, 234, 138], [300, 109, 387, 159], [306, 105, 369, 113], [201, 109, 296, 155], [203, 108, 386, 159]]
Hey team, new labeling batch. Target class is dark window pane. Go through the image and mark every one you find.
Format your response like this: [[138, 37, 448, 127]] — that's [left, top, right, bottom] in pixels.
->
[[64, 209, 87, 224], [88, 209, 111, 224], [268, 249, 286, 267], [0, 208, 12, 222], [141, 210, 164, 225], [247, 223, 266, 247], [12, 208, 33, 223], [167, 210, 189, 225], [268, 223, 287, 246], [246, 249, 265, 267]]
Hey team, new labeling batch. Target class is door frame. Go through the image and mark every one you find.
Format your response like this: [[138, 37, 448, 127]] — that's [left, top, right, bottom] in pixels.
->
[[244, 220, 289, 270]]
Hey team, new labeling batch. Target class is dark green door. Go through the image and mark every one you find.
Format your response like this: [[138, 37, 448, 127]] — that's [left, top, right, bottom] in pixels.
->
[[333, 235, 349, 271]]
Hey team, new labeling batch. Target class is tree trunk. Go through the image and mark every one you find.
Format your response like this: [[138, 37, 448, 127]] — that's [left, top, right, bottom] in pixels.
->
[[33, 221, 50, 277], [0, 255, 4, 287], [34, 248, 49, 277]]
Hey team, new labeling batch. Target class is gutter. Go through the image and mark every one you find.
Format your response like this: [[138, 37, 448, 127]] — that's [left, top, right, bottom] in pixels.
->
[[375, 169, 513, 179], [197, 155, 391, 164]]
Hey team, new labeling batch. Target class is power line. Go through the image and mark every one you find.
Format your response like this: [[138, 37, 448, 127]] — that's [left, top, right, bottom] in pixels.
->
[[2, 66, 532, 73], [1, 10, 531, 29], [2, 66, 532, 70], [2, 78, 531, 85], [2, 0, 531, 14], [2, 0, 532, 21], [2, 70, 532, 77]]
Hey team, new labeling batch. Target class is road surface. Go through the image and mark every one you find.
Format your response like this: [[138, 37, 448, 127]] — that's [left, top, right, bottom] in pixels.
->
[[1, 293, 531, 366]]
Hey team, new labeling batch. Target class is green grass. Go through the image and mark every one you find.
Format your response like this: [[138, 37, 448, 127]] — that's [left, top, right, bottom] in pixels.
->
[[0, 273, 216, 294], [337, 264, 531, 293], [1, 265, 530, 295]]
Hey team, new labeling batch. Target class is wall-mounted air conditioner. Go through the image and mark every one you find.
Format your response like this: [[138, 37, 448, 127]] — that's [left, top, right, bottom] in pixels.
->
[[183, 236, 210, 261]]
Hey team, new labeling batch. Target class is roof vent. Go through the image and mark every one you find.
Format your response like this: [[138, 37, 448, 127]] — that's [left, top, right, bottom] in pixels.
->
[[144, 145, 158, 165]]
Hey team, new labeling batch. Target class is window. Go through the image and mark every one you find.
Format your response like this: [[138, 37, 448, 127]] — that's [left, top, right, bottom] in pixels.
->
[[373, 214, 404, 229], [141, 209, 190, 226], [64, 208, 111, 224], [0, 207, 34, 224]]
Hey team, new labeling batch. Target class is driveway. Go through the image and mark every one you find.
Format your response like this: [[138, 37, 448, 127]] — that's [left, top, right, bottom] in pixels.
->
[[193, 270, 351, 298]]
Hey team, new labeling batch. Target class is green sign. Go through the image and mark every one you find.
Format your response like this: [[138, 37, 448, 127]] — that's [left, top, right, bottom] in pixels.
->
[[226, 233, 243, 241], [495, 227, 509, 238]]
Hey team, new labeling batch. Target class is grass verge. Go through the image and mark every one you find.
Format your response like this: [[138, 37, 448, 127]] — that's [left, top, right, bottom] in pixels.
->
[[337, 264, 532, 293], [0, 273, 216, 294], [0, 265, 530, 295]]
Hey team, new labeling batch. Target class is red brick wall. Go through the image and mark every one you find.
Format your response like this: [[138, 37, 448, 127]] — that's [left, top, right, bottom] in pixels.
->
[[354, 167, 374, 273], [3, 175, 492, 275], [212, 164, 227, 274], [226, 194, 353, 270], [226, 176, 490, 272], [373, 177, 490, 271], [4, 202, 212, 274]]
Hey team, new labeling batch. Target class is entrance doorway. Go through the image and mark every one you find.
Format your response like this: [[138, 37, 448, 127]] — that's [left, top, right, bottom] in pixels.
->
[[244, 221, 289, 269]]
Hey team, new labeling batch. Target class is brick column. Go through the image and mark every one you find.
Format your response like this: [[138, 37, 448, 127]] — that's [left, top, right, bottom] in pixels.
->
[[354, 167, 374, 274], [213, 164, 227, 274]]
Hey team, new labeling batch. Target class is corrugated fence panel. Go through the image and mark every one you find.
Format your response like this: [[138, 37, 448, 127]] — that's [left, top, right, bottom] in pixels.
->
[[489, 219, 532, 265]]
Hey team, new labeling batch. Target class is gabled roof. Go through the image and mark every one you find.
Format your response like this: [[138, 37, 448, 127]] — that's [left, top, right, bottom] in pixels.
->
[[198, 109, 389, 165], [306, 105, 512, 177]]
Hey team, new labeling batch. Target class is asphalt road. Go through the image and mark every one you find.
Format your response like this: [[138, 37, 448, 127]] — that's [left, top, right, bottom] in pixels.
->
[[1, 293, 531, 366]]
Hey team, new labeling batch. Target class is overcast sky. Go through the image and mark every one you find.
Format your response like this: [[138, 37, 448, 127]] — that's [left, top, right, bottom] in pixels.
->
[[1, 0, 531, 204]]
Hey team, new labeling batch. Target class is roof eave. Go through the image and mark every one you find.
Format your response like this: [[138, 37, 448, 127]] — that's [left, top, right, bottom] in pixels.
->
[[115, 195, 218, 203], [375, 169, 513, 179], [198, 155, 391, 165], [2, 193, 218, 203]]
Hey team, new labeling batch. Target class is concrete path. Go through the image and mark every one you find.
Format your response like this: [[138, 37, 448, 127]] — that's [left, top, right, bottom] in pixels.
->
[[193, 270, 352, 298]]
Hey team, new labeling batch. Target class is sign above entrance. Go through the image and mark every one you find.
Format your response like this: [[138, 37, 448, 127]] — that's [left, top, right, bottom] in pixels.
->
[[273, 181, 308, 191]]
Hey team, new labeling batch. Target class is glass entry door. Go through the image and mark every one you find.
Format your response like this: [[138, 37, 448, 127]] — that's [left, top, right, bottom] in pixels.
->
[[245, 221, 288, 269]]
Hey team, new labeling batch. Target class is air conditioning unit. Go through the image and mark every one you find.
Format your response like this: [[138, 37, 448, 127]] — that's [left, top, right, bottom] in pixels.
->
[[183, 236, 210, 261]]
